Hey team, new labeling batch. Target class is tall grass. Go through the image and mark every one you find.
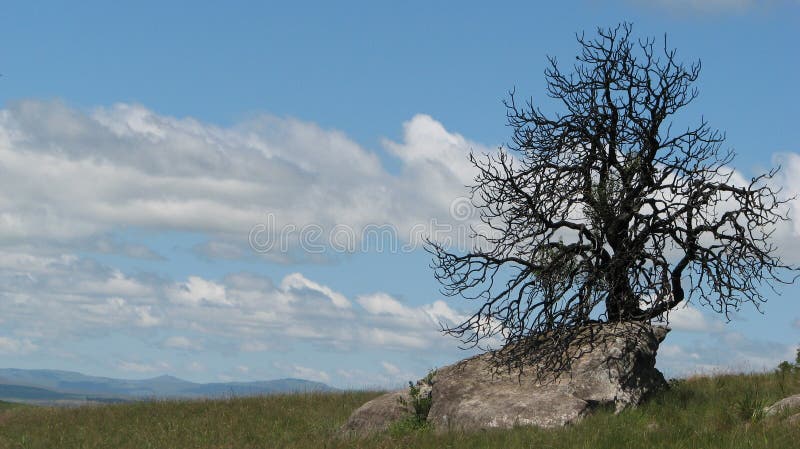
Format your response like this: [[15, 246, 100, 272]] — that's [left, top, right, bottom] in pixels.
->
[[0, 370, 798, 449], [0, 402, 25, 412]]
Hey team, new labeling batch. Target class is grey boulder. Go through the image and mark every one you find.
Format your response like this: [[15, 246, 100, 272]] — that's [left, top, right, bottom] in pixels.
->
[[430, 322, 668, 431], [339, 381, 433, 436], [764, 394, 800, 417], [339, 390, 411, 436], [341, 322, 669, 435]]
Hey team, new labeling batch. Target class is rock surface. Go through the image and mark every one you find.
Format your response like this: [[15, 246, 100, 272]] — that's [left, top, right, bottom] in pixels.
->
[[764, 394, 800, 417], [339, 390, 413, 436], [429, 322, 668, 431], [342, 322, 669, 435]]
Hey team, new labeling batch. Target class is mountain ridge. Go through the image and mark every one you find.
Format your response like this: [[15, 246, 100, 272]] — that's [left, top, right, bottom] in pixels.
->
[[0, 368, 334, 405]]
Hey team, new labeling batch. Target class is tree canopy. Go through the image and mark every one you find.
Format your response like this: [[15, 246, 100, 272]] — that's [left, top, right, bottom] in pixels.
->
[[428, 23, 796, 372]]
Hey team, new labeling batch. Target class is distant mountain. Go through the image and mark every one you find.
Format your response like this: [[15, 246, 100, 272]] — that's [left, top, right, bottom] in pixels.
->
[[0, 368, 334, 405], [0, 383, 78, 401]]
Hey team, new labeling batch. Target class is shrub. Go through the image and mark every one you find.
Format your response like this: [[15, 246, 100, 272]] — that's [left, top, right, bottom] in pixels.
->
[[775, 346, 800, 375], [733, 390, 767, 423], [394, 369, 436, 433], [777, 361, 794, 375]]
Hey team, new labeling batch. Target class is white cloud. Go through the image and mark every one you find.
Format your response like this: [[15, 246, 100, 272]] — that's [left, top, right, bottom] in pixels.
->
[[281, 273, 350, 309], [162, 336, 202, 351], [659, 302, 724, 332], [169, 276, 231, 307], [284, 364, 330, 383], [357, 293, 411, 317], [658, 330, 795, 377], [381, 361, 401, 376], [384, 114, 478, 185], [357, 294, 463, 327], [423, 300, 465, 325], [0, 337, 37, 354], [3, 100, 796, 264], [659, 344, 701, 360], [117, 360, 171, 374], [0, 102, 484, 261], [0, 251, 463, 354], [134, 306, 162, 327], [0, 253, 167, 336], [76, 270, 154, 298], [359, 328, 429, 350], [775, 153, 800, 228]]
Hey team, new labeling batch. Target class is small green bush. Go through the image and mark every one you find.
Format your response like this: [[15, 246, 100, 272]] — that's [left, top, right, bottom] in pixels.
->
[[395, 369, 436, 433], [733, 390, 767, 423], [777, 361, 794, 375]]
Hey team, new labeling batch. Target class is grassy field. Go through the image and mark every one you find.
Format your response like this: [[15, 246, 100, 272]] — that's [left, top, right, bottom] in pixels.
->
[[0, 370, 798, 449], [0, 402, 25, 413]]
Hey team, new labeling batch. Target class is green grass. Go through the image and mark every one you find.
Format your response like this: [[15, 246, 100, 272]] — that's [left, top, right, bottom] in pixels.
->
[[0, 402, 25, 412], [0, 370, 798, 449]]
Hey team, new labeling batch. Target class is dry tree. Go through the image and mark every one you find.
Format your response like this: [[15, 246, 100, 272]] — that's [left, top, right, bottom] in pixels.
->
[[427, 23, 796, 375]]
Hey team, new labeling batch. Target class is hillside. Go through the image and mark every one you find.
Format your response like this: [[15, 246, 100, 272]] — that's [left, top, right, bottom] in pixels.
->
[[0, 370, 797, 449], [0, 368, 333, 405]]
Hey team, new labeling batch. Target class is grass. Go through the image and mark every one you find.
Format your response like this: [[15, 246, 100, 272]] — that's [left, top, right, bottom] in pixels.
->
[[0, 370, 798, 449], [0, 402, 25, 412]]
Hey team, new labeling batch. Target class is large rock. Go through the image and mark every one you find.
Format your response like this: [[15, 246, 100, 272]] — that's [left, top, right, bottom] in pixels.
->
[[430, 322, 668, 431], [339, 382, 433, 436], [764, 394, 800, 417], [342, 322, 668, 435], [339, 390, 412, 436]]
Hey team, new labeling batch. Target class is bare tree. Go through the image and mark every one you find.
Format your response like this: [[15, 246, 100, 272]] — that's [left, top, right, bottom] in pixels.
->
[[428, 23, 796, 373]]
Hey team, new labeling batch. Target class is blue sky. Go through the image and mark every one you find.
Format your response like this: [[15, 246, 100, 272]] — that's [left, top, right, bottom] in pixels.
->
[[0, 0, 798, 387]]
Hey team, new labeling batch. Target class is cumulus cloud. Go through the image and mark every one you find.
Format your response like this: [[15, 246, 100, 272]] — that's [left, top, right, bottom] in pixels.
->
[[0, 251, 464, 355], [658, 344, 701, 360], [280, 364, 331, 383], [2, 99, 796, 264], [381, 361, 402, 376], [0, 101, 486, 261], [162, 336, 203, 351], [657, 301, 724, 332], [169, 276, 231, 307], [281, 273, 351, 309], [657, 330, 796, 376], [0, 252, 167, 341], [354, 294, 468, 350], [0, 336, 38, 354], [774, 153, 800, 228], [357, 293, 412, 317]]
